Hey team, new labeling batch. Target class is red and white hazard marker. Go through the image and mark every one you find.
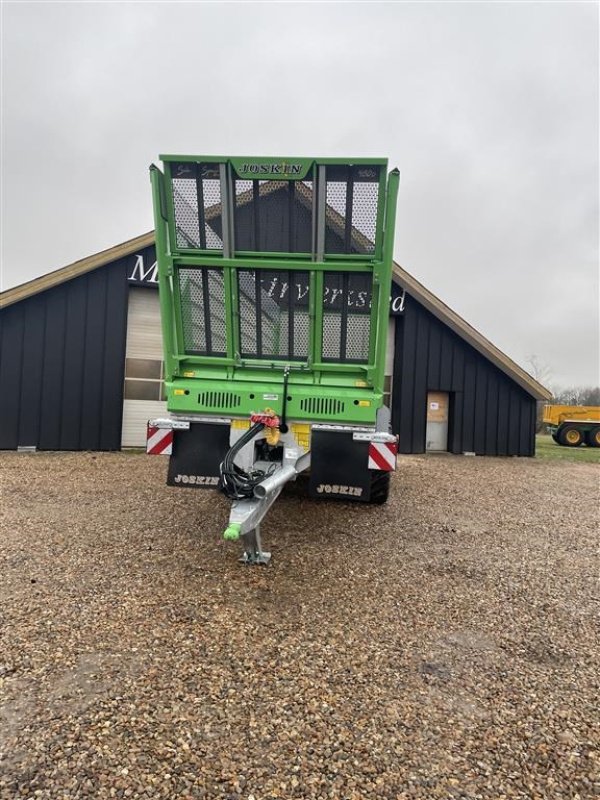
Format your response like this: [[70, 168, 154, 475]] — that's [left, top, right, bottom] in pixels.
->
[[368, 440, 397, 471], [146, 424, 173, 455]]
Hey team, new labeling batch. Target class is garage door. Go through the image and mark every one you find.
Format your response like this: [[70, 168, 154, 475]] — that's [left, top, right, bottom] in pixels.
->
[[121, 288, 167, 447]]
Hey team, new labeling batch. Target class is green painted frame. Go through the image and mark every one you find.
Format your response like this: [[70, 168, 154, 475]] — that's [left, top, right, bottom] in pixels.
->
[[150, 156, 399, 423]]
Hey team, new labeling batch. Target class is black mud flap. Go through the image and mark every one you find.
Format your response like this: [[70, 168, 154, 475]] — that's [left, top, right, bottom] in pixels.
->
[[308, 430, 371, 502], [167, 423, 230, 489]]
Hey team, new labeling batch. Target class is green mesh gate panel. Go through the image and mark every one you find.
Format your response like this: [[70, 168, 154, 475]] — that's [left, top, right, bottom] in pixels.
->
[[324, 165, 382, 255], [171, 163, 223, 250], [151, 155, 399, 422], [166, 159, 384, 258], [178, 268, 227, 355], [238, 269, 310, 361], [233, 174, 314, 254], [322, 272, 373, 363]]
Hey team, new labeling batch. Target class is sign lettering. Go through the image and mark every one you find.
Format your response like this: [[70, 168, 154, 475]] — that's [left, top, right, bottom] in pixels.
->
[[128, 254, 158, 285], [391, 288, 406, 314], [128, 250, 406, 315]]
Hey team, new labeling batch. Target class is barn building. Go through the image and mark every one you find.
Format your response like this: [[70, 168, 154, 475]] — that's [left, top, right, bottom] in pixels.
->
[[0, 232, 550, 455]]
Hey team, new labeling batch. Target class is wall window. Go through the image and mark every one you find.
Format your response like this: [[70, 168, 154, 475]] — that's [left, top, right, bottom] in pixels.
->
[[124, 358, 164, 401]]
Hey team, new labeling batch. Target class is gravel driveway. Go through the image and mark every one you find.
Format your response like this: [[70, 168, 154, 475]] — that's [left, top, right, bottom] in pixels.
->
[[0, 452, 598, 799]]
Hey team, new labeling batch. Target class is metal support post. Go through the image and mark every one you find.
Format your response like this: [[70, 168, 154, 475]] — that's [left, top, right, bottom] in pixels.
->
[[240, 525, 271, 565]]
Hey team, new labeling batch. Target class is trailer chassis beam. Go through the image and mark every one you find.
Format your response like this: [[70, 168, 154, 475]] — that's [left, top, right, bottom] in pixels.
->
[[222, 447, 310, 564]]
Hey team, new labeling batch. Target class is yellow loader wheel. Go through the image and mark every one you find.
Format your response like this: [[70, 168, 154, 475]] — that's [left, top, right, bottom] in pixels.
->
[[558, 425, 584, 447], [587, 427, 600, 448]]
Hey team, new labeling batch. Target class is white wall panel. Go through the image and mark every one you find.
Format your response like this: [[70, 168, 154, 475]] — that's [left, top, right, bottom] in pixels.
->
[[121, 288, 166, 447], [125, 288, 164, 360]]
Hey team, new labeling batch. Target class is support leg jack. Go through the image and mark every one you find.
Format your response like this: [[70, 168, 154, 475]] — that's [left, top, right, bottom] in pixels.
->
[[240, 526, 271, 566]]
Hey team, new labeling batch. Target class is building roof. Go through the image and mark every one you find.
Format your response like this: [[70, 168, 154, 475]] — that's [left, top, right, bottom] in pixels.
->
[[0, 232, 156, 309], [0, 230, 551, 400]]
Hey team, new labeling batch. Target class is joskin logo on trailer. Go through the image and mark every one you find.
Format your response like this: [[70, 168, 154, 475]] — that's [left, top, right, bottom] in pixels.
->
[[230, 157, 313, 180], [238, 163, 302, 176]]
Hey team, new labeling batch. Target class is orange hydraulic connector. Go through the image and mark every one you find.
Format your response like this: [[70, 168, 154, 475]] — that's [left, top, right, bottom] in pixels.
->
[[251, 409, 281, 446]]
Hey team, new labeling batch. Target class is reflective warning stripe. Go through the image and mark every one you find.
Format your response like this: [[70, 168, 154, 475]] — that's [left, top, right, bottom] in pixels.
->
[[146, 425, 173, 455], [368, 440, 397, 471]]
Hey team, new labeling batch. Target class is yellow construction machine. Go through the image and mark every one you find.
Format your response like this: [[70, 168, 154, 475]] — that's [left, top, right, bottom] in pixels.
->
[[542, 405, 600, 447]]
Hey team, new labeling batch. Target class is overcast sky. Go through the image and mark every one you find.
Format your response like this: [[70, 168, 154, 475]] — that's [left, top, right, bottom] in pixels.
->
[[1, 1, 598, 389]]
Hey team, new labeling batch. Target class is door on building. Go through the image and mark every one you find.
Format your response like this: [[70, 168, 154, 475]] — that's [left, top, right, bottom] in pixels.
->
[[426, 391, 449, 451], [121, 288, 167, 447]]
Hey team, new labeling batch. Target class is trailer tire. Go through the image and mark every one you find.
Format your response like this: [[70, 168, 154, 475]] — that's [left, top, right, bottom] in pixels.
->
[[551, 432, 559, 443], [284, 473, 310, 497], [586, 427, 600, 447], [558, 425, 584, 447], [369, 470, 391, 504]]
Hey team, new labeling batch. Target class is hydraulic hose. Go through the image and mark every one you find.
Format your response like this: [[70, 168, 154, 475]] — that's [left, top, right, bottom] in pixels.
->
[[280, 366, 290, 434], [219, 422, 276, 500]]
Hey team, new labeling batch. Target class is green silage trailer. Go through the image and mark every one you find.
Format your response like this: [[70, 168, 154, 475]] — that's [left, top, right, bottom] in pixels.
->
[[148, 155, 400, 563]]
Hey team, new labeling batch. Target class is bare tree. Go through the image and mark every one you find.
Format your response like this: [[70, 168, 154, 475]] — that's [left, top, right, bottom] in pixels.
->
[[525, 356, 599, 431], [526, 354, 553, 388], [527, 356, 553, 432], [553, 386, 600, 406]]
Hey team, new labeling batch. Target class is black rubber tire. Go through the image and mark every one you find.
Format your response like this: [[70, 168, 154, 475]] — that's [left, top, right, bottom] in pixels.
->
[[283, 473, 310, 497], [551, 432, 559, 443], [369, 470, 391, 505], [586, 427, 600, 448], [558, 425, 584, 447]]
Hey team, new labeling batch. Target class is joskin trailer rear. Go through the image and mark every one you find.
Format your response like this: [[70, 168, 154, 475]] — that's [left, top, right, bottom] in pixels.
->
[[148, 155, 400, 563], [542, 404, 600, 447]]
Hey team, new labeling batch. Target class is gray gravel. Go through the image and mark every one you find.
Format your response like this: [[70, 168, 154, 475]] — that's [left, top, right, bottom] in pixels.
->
[[0, 451, 598, 799]]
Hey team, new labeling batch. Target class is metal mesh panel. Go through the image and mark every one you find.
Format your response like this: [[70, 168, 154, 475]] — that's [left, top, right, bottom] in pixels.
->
[[170, 163, 223, 251], [169, 162, 382, 256], [321, 272, 372, 363], [324, 181, 347, 254], [237, 269, 310, 361], [179, 268, 205, 351], [173, 177, 200, 248], [345, 314, 371, 361], [292, 308, 310, 360], [232, 172, 313, 254], [206, 270, 227, 352], [324, 165, 381, 255], [178, 268, 227, 356], [351, 181, 378, 252], [201, 174, 223, 249], [234, 180, 255, 250], [322, 313, 342, 360], [293, 181, 313, 253], [238, 270, 260, 356]]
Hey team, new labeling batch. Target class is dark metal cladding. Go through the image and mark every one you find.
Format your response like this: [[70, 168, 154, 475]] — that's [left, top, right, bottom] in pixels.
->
[[391, 295, 536, 456], [0, 239, 538, 456], [0, 257, 128, 450]]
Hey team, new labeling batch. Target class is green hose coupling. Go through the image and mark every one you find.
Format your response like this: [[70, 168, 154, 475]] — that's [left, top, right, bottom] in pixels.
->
[[223, 523, 242, 542]]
